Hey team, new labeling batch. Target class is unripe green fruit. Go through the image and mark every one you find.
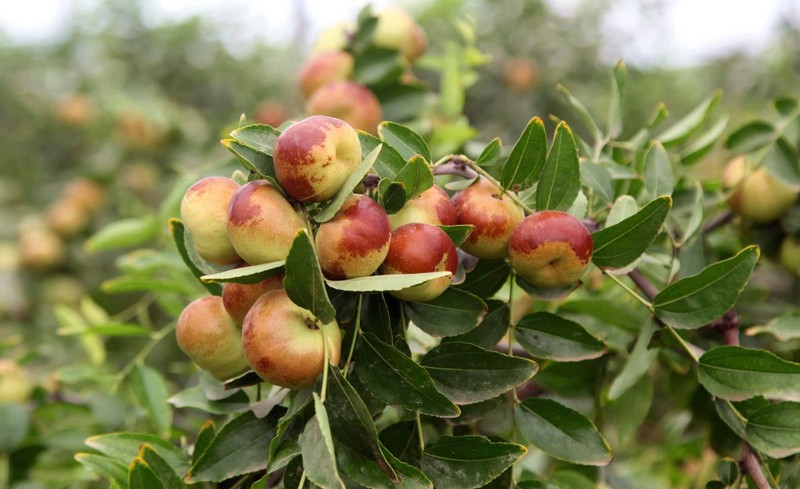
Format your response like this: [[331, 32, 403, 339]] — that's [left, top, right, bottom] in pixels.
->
[[372, 7, 427, 63], [226, 180, 305, 264], [242, 290, 341, 389], [180, 177, 241, 265], [780, 236, 800, 276], [0, 360, 33, 404], [723, 156, 798, 223], [508, 211, 593, 289], [176, 296, 251, 381], [380, 223, 458, 302], [315, 194, 391, 279], [388, 185, 457, 230], [452, 178, 524, 259], [310, 21, 354, 55]]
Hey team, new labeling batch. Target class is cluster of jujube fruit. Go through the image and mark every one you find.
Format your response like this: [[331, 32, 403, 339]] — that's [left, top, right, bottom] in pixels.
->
[[176, 113, 595, 392]]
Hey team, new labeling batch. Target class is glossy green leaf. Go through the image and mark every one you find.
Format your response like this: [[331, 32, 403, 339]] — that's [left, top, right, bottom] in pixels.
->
[[746, 311, 800, 341], [326, 272, 452, 292], [85, 433, 189, 475], [515, 312, 608, 362], [85, 215, 160, 253], [359, 131, 406, 179], [379, 421, 421, 466], [774, 97, 798, 116], [356, 332, 460, 417], [439, 225, 474, 247], [379, 122, 431, 162], [717, 458, 739, 485], [284, 229, 336, 324], [580, 162, 614, 204], [537, 122, 581, 211], [394, 155, 434, 200], [404, 288, 486, 337], [607, 60, 627, 138], [548, 470, 597, 489], [315, 144, 383, 223], [443, 300, 509, 349], [592, 196, 671, 269], [608, 320, 659, 401], [603, 375, 654, 447], [326, 366, 397, 481], [230, 123, 280, 155], [556, 84, 602, 143], [421, 342, 538, 404], [201, 261, 284, 284], [101, 276, 195, 295], [75, 453, 128, 487], [724, 120, 775, 153], [681, 115, 729, 165], [337, 442, 432, 489], [222, 138, 276, 180], [376, 83, 428, 122], [192, 420, 216, 463], [301, 393, 345, 489], [268, 389, 313, 469], [658, 91, 721, 146], [139, 444, 183, 489], [354, 46, 405, 85], [699, 346, 800, 400], [500, 117, 547, 190], [516, 398, 612, 466], [654, 246, 760, 329], [764, 136, 800, 186], [168, 386, 250, 415], [643, 141, 674, 199], [168, 218, 222, 295], [476, 137, 502, 166], [128, 459, 162, 489], [455, 259, 510, 299], [420, 435, 526, 489], [745, 401, 800, 458], [379, 179, 407, 214], [266, 439, 301, 474], [187, 408, 284, 483], [130, 364, 172, 437], [57, 323, 151, 337], [0, 404, 30, 451]]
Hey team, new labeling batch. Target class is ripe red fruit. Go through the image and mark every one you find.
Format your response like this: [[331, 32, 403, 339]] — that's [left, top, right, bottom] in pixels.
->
[[222, 274, 285, 325], [315, 194, 391, 279], [452, 178, 524, 259], [508, 211, 593, 289], [389, 185, 457, 229], [304, 81, 383, 135], [180, 176, 241, 265], [379, 223, 458, 302]]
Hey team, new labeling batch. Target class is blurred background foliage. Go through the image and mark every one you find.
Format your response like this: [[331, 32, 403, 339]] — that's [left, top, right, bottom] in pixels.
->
[[0, 0, 798, 487]]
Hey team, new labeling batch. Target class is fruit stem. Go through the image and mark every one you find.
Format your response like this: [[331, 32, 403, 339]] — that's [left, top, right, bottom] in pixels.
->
[[296, 471, 307, 489], [415, 412, 425, 452], [342, 295, 363, 378], [431, 154, 535, 215]]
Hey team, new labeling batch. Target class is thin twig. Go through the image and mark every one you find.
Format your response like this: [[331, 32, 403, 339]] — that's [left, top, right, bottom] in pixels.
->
[[741, 443, 771, 489]]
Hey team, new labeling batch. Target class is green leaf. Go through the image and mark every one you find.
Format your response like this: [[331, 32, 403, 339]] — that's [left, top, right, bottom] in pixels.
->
[[515, 312, 608, 362], [698, 346, 800, 400], [85, 215, 160, 253], [379, 179, 407, 214], [337, 442, 432, 489], [658, 91, 721, 146], [404, 288, 486, 337], [725, 120, 775, 154], [139, 444, 183, 489], [326, 366, 397, 481], [653, 246, 760, 329], [284, 229, 336, 324], [354, 47, 405, 86], [201, 261, 284, 284], [439, 225, 474, 247], [268, 390, 313, 469], [443, 300, 509, 349], [608, 320, 659, 401], [775, 97, 798, 116], [421, 342, 538, 404], [168, 386, 250, 415], [603, 375, 654, 447], [192, 420, 216, 464], [500, 117, 547, 190], [681, 115, 729, 165], [420, 435, 526, 489], [130, 364, 172, 437], [222, 138, 277, 180], [379, 421, 421, 466], [187, 408, 284, 483], [476, 138, 503, 166], [375, 83, 428, 123], [580, 162, 614, 205], [717, 458, 739, 485], [75, 453, 129, 487], [607, 60, 626, 138], [394, 155, 434, 200], [230, 123, 280, 155], [0, 404, 30, 451], [101, 276, 194, 295], [548, 470, 597, 489], [516, 398, 612, 466], [57, 323, 151, 337], [326, 272, 452, 292], [315, 144, 383, 223], [643, 142, 675, 199], [301, 393, 345, 489], [85, 433, 189, 475], [764, 136, 800, 186], [455, 259, 510, 299], [537, 122, 581, 211], [129, 457, 164, 489], [168, 218, 222, 295], [556, 84, 602, 143], [356, 332, 460, 417], [746, 311, 800, 341], [745, 401, 800, 458], [379, 122, 431, 162], [359, 131, 406, 179], [591, 196, 672, 269]]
